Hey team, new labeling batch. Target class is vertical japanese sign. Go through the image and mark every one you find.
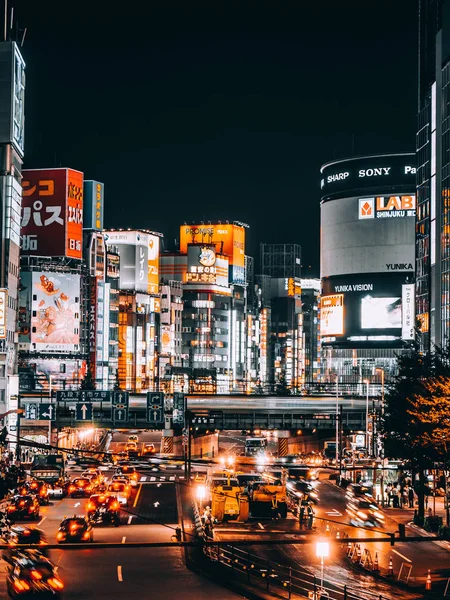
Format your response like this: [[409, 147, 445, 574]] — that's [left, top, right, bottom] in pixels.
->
[[83, 180, 104, 231], [21, 168, 83, 259], [148, 234, 159, 295], [402, 284, 415, 340], [89, 278, 98, 380], [0, 289, 7, 339]]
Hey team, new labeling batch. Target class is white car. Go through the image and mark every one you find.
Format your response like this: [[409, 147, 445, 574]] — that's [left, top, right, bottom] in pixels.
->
[[47, 484, 64, 499], [107, 482, 130, 506]]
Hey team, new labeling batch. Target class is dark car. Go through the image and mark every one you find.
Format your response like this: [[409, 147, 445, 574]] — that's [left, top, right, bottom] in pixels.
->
[[5, 550, 64, 598], [86, 494, 120, 526], [68, 477, 93, 498], [7, 495, 40, 522], [286, 480, 319, 504], [57, 516, 93, 543], [2, 526, 49, 563], [26, 481, 50, 505]]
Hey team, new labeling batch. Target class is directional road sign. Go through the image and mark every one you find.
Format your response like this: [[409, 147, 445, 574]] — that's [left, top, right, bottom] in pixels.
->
[[24, 403, 38, 420], [38, 403, 55, 421], [147, 392, 164, 408], [172, 392, 186, 425], [147, 392, 164, 425], [57, 390, 110, 402], [113, 407, 128, 422], [112, 391, 129, 406], [147, 408, 163, 424], [76, 402, 93, 421]]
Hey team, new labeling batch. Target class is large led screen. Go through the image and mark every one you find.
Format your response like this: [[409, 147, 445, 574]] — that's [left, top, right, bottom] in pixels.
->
[[321, 272, 414, 347]]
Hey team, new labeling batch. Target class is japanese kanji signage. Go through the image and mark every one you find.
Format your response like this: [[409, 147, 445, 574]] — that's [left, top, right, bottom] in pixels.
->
[[21, 168, 84, 259], [0, 289, 6, 339], [83, 180, 104, 231]]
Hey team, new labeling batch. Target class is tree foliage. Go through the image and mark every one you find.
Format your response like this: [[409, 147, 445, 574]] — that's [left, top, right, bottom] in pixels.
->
[[79, 370, 96, 391]]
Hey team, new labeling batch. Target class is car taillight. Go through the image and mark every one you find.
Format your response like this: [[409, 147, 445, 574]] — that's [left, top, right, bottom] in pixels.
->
[[7, 505, 15, 511], [48, 578, 64, 590], [69, 486, 75, 492], [56, 532, 64, 540], [112, 501, 119, 510], [83, 531, 90, 540], [14, 579, 31, 591], [87, 502, 95, 511], [30, 570, 42, 580], [19, 501, 25, 506]]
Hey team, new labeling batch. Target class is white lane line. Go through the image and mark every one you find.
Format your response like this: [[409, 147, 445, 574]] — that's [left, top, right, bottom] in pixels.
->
[[117, 565, 123, 582], [150, 476, 156, 481], [37, 517, 46, 526], [127, 515, 133, 525], [140, 476, 147, 482], [258, 522, 264, 530], [170, 476, 175, 481], [392, 549, 412, 563], [121, 536, 126, 544]]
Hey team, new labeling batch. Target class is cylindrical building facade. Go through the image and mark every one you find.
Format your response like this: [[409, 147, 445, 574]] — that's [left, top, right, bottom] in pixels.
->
[[320, 153, 416, 387]]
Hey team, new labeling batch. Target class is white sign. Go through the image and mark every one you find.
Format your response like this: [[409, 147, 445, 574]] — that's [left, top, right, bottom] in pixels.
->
[[320, 294, 344, 336], [0, 289, 7, 339], [402, 284, 415, 340], [358, 195, 416, 220]]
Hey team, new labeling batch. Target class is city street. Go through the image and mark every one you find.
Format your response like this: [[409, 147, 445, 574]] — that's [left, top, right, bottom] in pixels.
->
[[0, 467, 242, 600]]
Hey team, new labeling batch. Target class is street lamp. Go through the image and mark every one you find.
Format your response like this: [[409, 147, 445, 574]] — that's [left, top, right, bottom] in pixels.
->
[[196, 484, 206, 510], [363, 379, 370, 457], [316, 540, 330, 592]]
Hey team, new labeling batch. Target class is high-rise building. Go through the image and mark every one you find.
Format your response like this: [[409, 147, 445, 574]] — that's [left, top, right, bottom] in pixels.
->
[[259, 243, 303, 392], [0, 41, 25, 444], [320, 153, 416, 388], [300, 278, 321, 387], [417, 0, 450, 348]]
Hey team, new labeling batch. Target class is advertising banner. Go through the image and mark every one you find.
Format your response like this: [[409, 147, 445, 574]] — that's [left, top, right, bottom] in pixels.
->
[[320, 294, 344, 336], [185, 244, 229, 290], [358, 195, 416, 220], [402, 284, 415, 340], [160, 325, 172, 355], [0, 289, 7, 339], [148, 234, 159, 295], [83, 180, 104, 231], [18, 271, 32, 344], [89, 278, 97, 380], [21, 168, 83, 259], [322, 273, 414, 346], [179, 223, 246, 283], [30, 272, 81, 353], [21, 359, 87, 391]]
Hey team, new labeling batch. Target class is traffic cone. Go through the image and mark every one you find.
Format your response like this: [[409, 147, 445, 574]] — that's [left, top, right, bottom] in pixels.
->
[[388, 556, 394, 576], [426, 569, 432, 591], [373, 552, 379, 572], [336, 530, 340, 539], [326, 522, 330, 536], [347, 541, 352, 555]]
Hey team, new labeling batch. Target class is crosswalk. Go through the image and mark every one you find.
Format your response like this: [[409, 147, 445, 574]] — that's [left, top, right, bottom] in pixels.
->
[[139, 475, 176, 482]]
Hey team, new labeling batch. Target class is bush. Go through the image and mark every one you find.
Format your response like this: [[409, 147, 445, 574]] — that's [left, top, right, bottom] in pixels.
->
[[439, 525, 450, 540], [424, 515, 443, 533], [413, 513, 424, 527]]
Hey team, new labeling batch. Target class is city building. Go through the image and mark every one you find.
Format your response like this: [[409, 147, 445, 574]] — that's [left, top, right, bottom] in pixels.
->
[[0, 41, 25, 445], [259, 243, 303, 393], [300, 278, 321, 387], [103, 230, 161, 392], [417, 0, 450, 349], [320, 153, 416, 389]]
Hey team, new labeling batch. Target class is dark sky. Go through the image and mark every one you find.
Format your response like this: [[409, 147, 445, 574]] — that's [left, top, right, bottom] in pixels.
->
[[17, 0, 417, 276]]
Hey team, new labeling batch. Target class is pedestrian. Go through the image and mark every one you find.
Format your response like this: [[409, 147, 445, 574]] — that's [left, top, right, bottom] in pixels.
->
[[408, 486, 415, 508], [402, 486, 409, 508], [396, 486, 402, 508], [299, 502, 305, 527], [392, 486, 399, 508], [385, 484, 392, 507], [307, 503, 315, 530]]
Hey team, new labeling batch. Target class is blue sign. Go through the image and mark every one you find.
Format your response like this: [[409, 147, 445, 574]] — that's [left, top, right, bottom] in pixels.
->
[[76, 402, 93, 421], [38, 403, 55, 421], [147, 392, 164, 408], [147, 407, 163, 424], [113, 407, 128, 422], [112, 391, 129, 406], [173, 393, 185, 425]]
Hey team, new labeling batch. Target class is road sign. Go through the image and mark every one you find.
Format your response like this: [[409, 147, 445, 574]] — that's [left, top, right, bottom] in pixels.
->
[[113, 407, 128, 422], [173, 392, 185, 425], [57, 391, 82, 402], [76, 402, 93, 421], [147, 392, 164, 408], [147, 408, 163, 424], [112, 391, 129, 406], [39, 403, 55, 421], [24, 403, 38, 420], [57, 390, 110, 402]]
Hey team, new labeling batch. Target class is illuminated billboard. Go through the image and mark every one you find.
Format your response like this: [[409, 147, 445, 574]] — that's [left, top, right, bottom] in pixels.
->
[[83, 180, 104, 231], [104, 231, 160, 294], [321, 273, 414, 346], [320, 294, 344, 336], [0, 289, 7, 339], [179, 223, 245, 284], [185, 244, 229, 292], [27, 272, 81, 353], [358, 195, 416, 220], [21, 168, 84, 259]]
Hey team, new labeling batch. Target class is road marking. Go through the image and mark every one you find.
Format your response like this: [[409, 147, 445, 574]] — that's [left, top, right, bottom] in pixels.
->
[[326, 510, 342, 517], [140, 476, 147, 482], [392, 549, 412, 563], [121, 536, 126, 544], [117, 565, 123, 582], [127, 515, 133, 525], [258, 522, 264, 530], [133, 484, 142, 508], [74, 502, 81, 508], [150, 476, 156, 482], [170, 476, 175, 481], [154, 501, 160, 507], [37, 517, 46, 526]]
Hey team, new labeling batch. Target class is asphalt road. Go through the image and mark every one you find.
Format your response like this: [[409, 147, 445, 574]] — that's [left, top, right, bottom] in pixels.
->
[[0, 467, 242, 600]]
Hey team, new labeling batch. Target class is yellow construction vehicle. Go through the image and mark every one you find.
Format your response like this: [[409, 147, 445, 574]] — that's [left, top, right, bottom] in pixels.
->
[[249, 477, 288, 518], [209, 473, 249, 523]]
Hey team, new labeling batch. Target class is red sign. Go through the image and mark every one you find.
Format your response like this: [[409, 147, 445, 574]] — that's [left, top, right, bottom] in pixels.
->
[[21, 168, 83, 259]]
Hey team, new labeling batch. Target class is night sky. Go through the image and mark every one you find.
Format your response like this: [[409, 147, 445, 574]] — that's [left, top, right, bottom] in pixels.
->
[[18, 0, 417, 275]]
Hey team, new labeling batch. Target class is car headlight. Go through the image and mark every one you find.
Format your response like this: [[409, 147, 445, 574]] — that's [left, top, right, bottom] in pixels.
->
[[357, 511, 368, 520]]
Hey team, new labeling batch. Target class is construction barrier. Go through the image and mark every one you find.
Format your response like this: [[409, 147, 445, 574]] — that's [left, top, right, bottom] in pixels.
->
[[278, 437, 289, 457], [426, 569, 432, 591]]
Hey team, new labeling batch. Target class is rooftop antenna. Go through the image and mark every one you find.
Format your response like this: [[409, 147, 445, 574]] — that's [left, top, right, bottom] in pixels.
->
[[21, 27, 26, 46], [9, 6, 13, 39], [4, 0, 7, 41]]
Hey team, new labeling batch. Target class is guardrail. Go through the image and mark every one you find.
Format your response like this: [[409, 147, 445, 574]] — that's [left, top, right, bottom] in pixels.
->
[[201, 537, 391, 600]]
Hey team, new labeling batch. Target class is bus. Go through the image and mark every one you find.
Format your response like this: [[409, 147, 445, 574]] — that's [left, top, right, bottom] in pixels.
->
[[244, 437, 267, 457]]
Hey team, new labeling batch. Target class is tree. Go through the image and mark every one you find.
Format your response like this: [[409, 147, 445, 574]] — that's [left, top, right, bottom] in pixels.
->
[[382, 342, 450, 519], [275, 374, 290, 396], [79, 370, 96, 391]]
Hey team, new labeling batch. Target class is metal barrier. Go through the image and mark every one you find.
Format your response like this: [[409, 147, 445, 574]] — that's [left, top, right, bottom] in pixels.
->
[[200, 538, 391, 600]]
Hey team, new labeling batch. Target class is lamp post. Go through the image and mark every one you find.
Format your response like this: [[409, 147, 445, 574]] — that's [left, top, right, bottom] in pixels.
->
[[196, 484, 206, 511], [335, 375, 339, 469], [316, 540, 330, 592], [363, 379, 370, 457]]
